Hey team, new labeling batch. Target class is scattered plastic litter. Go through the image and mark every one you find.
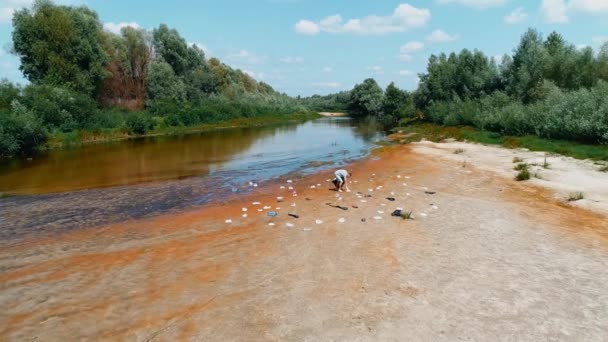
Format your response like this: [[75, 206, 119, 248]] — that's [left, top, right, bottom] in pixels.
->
[[420, 213, 428, 217], [280, 186, 285, 189], [231, 187, 239, 193], [406, 193, 411, 196], [377, 210, 385, 214], [391, 210, 402, 217], [381, 203, 386, 206], [425, 191, 437, 195], [292, 191, 298, 197], [264, 206, 271, 210], [303, 227, 312, 231], [288, 186, 294, 190], [368, 189, 374, 192], [352, 205, 359, 209], [338, 218, 346, 223], [288, 213, 300, 219], [317, 184, 321, 187], [242, 208, 248, 212], [373, 216, 383, 220], [364, 194, 372, 198], [305, 198, 312, 201], [360, 199, 367, 203], [310, 185, 316, 189], [376, 186, 383, 190], [242, 214, 248, 218], [276, 207, 281, 210], [386, 197, 396, 201], [253, 183, 258, 188], [268, 222, 276, 227], [287, 180, 293, 183], [431, 205, 439, 210], [405, 176, 411, 179], [390, 192, 395, 196], [291, 203, 296, 207], [225, 219, 233, 224], [286, 223, 294, 228], [252, 202, 261, 205], [315, 219, 323, 225], [268, 211, 278, 217], [397, 175, 402, 178], [257, 209, 263, 212], [277, 196, 284, 202]]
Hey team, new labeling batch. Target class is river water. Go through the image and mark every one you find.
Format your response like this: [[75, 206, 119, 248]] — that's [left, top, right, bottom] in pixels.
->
[[0, 117, 383, 241]]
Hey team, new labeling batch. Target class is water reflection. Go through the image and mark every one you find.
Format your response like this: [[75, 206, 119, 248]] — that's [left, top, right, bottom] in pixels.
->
[[0, 117, 384, 240], [0, 117, 382, 196]]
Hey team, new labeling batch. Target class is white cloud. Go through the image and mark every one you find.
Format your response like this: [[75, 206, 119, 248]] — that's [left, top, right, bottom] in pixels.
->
[[436, 0, 507, 9], [280, 56, 303, 64], [398, 70, 414, 76], [426, 29, 459, 43], [540, 0, 608, 23], [103, 22, 140, 34], [398, 53, 413, 62], [592, 36, 608, 45], [570, 0, 608, 13], [400, 41, 424, 53], [294, 3, 431, 35], [312, 82, 341, 88], [1, 0, 82, 24], [322, 66, 333, 73], [541, 0, 568, 23], [368, 66, 384, 75], [294, 20, 320, 35], [226, 49, 264, 65], [504, 7, 528, 23]]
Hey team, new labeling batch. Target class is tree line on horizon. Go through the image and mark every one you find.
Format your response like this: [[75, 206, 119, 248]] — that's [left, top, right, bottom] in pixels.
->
[[1, 1, 607, 160], [0, 0, 308, 158], [301, 28, 608, 145]]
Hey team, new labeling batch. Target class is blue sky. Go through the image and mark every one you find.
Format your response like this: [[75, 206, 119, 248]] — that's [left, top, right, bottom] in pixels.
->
[[0, 0, 607, 96]]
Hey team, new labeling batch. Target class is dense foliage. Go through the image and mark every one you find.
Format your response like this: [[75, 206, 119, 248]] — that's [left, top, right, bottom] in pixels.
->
[[1, 0, 307, 158], [322, 28, 608, 145]]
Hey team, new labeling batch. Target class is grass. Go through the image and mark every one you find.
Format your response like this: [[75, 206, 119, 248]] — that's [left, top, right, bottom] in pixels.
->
[[600, 165, 608, 172], [454, 148, 465, 154], [514, 163, 528, 171], [395, 123, 608, 161], [515, 165, 531, 181], [567, 192, 585, 202], [513, 157, 524, 163]]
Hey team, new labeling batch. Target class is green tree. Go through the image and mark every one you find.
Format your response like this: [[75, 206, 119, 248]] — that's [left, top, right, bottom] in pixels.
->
[[348, 78, 384, 117], [383, 82, 408, 117], [506, 28, 549, 103], [12, 0, 109, 95]]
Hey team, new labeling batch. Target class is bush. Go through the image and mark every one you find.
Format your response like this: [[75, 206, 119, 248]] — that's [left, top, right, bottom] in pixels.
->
[[0, 101, 48, 158], [22, 84, 98, 130], [125, 112, 154, 135]]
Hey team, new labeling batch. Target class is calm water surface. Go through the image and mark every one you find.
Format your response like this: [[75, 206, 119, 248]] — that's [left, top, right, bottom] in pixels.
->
[[0, 117, 382, 195], [0, 117, 383, 240]]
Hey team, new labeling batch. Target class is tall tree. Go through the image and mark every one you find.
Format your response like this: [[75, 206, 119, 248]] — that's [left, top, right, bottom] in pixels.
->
[[348, 78, 384, 117], [12, 0, 109, 96]]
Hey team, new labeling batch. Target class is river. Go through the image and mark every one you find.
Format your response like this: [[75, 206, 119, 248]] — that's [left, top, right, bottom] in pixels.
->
[[0, 117, 383, 242]]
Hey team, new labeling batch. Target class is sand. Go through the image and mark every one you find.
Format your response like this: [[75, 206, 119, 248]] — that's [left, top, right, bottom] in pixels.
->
[[1, 143, 607, 341]]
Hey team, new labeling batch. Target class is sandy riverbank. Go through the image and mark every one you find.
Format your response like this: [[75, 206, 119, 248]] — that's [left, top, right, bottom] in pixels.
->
[[1, 143, 607, 340]]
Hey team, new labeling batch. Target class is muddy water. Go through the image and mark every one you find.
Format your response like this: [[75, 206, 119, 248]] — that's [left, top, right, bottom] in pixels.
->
[[0, 117, 383, 242]]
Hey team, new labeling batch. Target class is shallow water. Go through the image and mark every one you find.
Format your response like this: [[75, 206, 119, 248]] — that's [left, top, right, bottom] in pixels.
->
[[0, 117, 381, 195], [0, 117, 383, 241]]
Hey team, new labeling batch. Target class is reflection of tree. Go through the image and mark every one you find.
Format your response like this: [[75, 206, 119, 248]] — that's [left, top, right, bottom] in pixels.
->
[[0, 123, 297, 195], [349, 117, 384, 143]]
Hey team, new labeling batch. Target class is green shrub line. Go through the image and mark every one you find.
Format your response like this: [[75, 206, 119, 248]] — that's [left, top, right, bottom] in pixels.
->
[[394, 123, 608, 162]]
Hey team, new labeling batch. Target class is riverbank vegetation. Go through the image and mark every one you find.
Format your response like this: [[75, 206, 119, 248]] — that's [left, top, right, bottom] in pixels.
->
[[311, 28, 608, 159], [0, 0, 309, 159]]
